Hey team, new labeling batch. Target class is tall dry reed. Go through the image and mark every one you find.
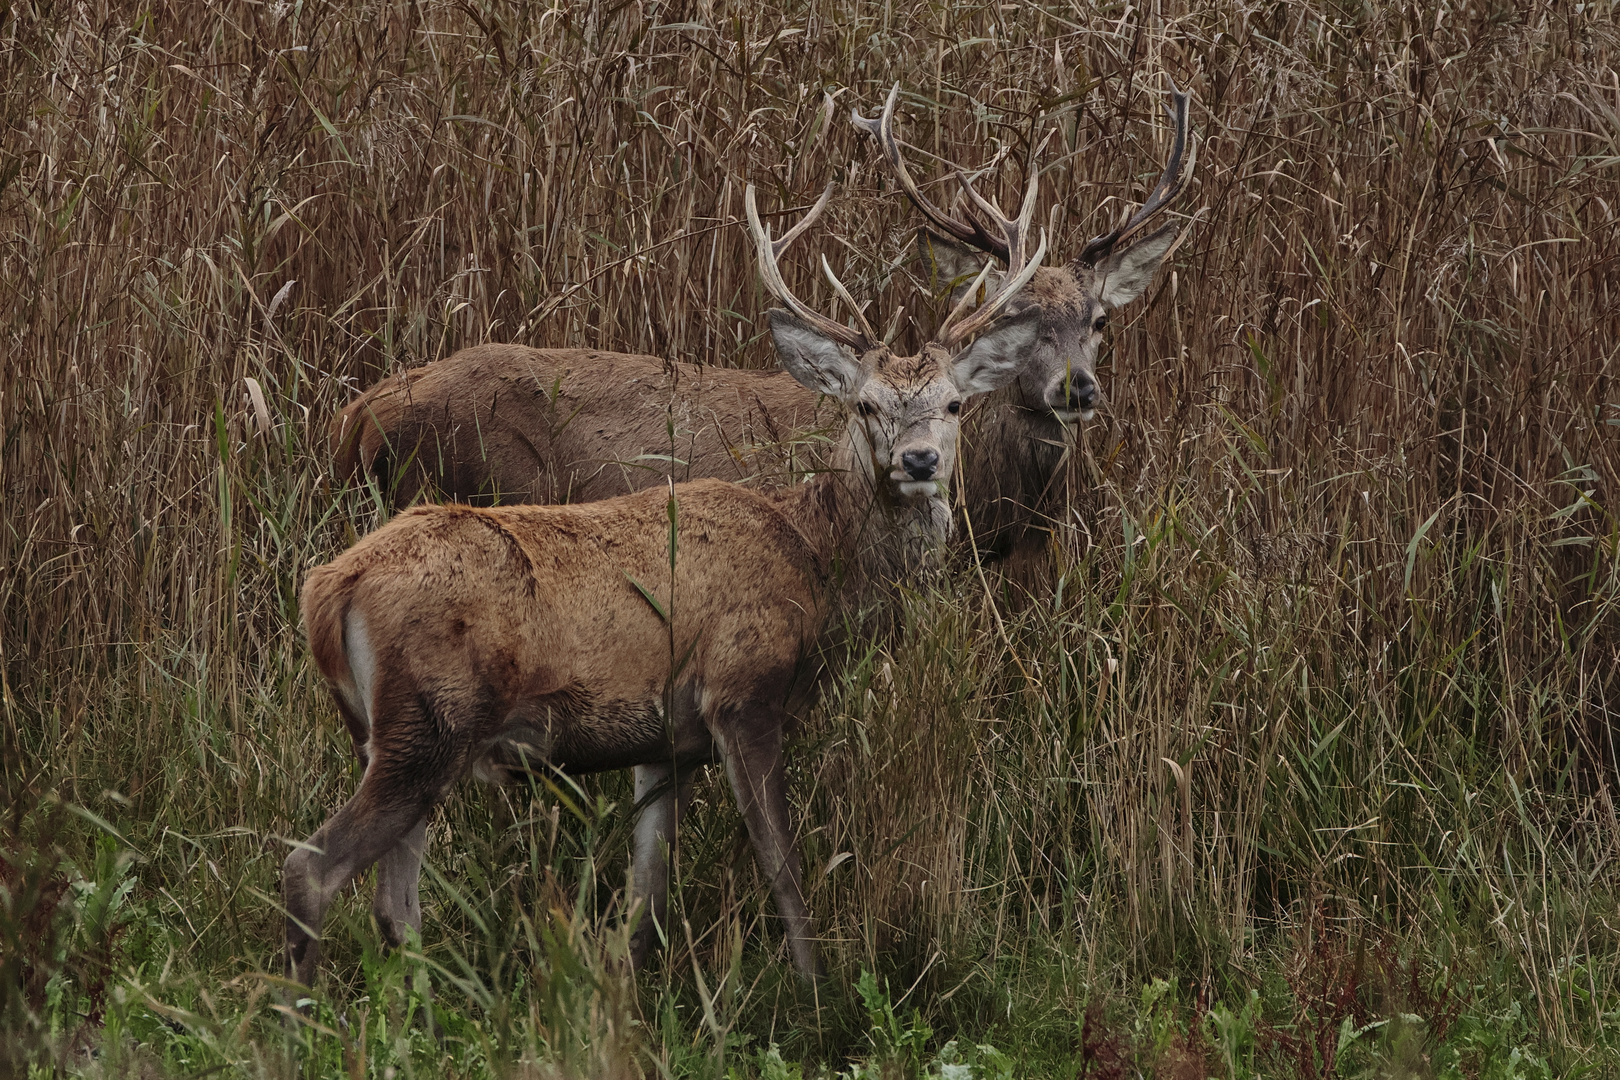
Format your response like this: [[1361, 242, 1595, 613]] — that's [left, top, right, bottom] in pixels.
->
[[2, 0, 1617, 1073]]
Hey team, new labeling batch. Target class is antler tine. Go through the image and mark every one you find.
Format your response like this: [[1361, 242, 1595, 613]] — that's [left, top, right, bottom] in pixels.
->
[[1077, 77, 1197, 267], [745, 183, 873, 351], [820, 255, 880, 343], [955, 154, 1041, 278], [938, 227, 1049, 347], [853, 84, 1010, 261], [768, 181, 834, 261]]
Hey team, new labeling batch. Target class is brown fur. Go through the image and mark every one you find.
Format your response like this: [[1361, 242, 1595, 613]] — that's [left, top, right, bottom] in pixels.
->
[[330, 225, 1176, 567], [286, 481, 842, 987], [332, 345, 835, 506], [918, 235, 1183, 561], [303, 481, 828, 775], [331, 343, 1078, 561]]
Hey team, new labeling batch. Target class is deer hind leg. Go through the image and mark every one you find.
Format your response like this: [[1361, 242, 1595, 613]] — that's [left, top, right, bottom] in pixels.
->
[[371, 815, 438, 1034], [628, 762, 700, 967], [372, 817, 428, 948], [713, 706, 819, 980], [283, 773, 435, 989]]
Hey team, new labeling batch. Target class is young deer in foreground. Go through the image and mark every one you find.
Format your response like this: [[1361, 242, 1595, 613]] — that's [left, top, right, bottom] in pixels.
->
[[329, 80, 1193, 562], [284, 186, 1048, 984]]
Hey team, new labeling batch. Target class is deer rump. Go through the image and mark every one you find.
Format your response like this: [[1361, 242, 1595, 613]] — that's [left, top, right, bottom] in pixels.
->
[[331, 344, 836, 508]]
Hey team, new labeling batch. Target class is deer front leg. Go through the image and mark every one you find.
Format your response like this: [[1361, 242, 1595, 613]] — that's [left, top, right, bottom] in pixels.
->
[[714, 707, 819, 980], [629, 762, 699, 967]]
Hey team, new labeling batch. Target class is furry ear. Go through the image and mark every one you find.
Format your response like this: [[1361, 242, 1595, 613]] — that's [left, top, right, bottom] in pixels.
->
[[950, 310, 1041, 396], [767, 309, 866, 399], [915, 230, 1003, 306], [1090, 222, 1178, 308]]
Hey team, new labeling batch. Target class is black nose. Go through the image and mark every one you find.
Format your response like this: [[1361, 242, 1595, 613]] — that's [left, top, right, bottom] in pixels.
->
[[1062, 377, 1097, 413], [900, 448, 939, 480]]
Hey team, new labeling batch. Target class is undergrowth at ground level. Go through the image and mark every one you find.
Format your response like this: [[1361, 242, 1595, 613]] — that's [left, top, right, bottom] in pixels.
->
[[3, 737, 1609, 1080], [4, 0, 1619, 1075], [5, 540, 1616, 1078]]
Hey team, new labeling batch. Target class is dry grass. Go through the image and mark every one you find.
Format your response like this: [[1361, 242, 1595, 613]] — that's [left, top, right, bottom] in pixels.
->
[[3, 0, 1619, 1075]]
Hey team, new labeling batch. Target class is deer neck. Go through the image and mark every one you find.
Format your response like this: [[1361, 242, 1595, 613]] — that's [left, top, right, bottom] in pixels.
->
[[957, 391, 1072, 545], [775, 437, 952, 587]]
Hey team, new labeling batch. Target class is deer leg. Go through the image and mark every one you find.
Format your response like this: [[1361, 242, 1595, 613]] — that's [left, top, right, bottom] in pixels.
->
[[372, 817, 427, 948], [283, 775, 433, 990], [629, 762, 699, 967], [371, 816, 439, 1034], [714, 708, 819, 980]]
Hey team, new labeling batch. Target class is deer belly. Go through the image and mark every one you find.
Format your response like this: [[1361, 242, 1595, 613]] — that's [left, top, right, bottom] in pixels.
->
[[483, 681, 708, 778]]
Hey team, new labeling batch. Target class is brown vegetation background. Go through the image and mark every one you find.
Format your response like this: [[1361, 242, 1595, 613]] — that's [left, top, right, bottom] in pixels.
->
[[2, 0, 1618, 1068]]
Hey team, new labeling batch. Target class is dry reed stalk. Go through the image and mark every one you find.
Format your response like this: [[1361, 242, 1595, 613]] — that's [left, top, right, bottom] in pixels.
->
[[1, 0, 1617, 1068]]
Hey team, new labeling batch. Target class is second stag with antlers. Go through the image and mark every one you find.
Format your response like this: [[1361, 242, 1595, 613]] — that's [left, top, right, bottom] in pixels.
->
[[853, 78, 1196, 558], [330, 79, 1194, 564], [282, 186, 1047, 986]]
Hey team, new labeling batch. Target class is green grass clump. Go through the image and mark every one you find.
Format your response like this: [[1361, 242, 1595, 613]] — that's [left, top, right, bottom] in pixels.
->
[[3, 0, 1618, 1075]]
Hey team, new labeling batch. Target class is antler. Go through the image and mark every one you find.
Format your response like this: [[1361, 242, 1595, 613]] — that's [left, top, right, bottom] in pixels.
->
[[745, 183, 877, 351], [938, 225, 1049, 347], [854, 85, 1040, 265], [1076, 78, 1197, 266], [848, 85, 1050, 345]]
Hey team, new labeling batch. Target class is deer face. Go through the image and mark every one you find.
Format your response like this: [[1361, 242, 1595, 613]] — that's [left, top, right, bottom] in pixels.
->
[[768, 309, 1038, 500], [857, 78, 1193, 429], [747, 181, 1045, 509], [918, 227, 1178, 426]]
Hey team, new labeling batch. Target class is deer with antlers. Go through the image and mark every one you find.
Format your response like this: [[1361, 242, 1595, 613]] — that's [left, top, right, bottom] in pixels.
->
[[284, 186, 1048, 985], [330, 80, 1193, 564], [853, 80, 1196, 558]]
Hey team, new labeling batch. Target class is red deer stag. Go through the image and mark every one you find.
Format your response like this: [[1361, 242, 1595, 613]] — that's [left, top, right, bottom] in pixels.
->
[[853, 79, 1195, 558], [283, 185, 1048, 985], [328, 81, 1192, 564]]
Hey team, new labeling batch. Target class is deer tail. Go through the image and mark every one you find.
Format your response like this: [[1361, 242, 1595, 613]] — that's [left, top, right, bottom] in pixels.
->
[[301, 564, 357, 690], [302, 562, 384, 757]]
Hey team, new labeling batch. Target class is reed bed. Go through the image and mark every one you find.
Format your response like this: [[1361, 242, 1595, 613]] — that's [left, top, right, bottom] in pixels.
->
[[2, 0, 1617, 1075]]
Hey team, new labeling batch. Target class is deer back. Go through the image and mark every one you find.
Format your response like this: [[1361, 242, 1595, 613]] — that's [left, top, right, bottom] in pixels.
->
[[332, 343, 1065, 559], [332, 344, 835, 507]]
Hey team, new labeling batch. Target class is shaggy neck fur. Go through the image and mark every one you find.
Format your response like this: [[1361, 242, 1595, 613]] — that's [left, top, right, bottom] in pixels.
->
[[771, 424, 951, 589], [956, 388, 1073, 559]]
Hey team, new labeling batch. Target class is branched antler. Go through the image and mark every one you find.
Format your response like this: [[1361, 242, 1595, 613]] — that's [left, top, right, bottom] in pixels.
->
[[744, 184, 877, 350], [1076, 78, 1196, 266], [850, 87, 1050, 343], [856, 78, 1197, 272], [853, 85, 1040, 266], [937, 228, 1048, 346]]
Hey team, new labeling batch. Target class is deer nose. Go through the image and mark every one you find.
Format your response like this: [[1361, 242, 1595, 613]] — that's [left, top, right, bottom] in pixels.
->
[[900, 448, 939, 480], [1058, 376, 1097, 414]]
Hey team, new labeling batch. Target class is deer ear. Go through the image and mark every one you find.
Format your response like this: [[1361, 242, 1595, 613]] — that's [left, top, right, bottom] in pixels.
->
[[768, 309, 866, 399], [915, 230, 1002, 305], [951, 310, 1041, 396], [1091, 223, 1178, 308]]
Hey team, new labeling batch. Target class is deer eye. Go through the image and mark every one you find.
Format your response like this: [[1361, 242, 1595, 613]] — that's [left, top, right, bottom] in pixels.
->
[[856, 401, 876, 417], [1093, 316, 1109, 333], [946, 400, 962, 415]]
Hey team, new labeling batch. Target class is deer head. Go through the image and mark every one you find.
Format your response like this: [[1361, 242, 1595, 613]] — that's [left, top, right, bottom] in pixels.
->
[[854, 79, 1195, 426], [746, 183, 1048, 542]]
